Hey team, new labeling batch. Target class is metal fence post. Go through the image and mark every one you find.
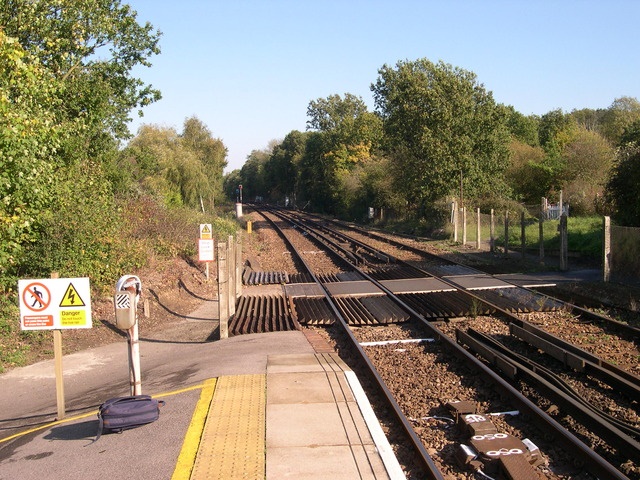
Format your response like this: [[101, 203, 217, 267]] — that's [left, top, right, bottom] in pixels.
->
[[228, 235, 236, 317], [453, 201, 458, 243], [462, 206, 467, 246], [521, 212, 526, 259], [538, 211, 544, 265]]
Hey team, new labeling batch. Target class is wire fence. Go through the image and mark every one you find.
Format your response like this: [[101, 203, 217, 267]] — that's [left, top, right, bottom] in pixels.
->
[[454, 207, 561, 260], [453, 208, 640, 288]]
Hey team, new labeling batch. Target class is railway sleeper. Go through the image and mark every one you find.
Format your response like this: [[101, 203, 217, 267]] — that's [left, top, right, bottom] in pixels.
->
[[366, 265, 420, 281], [242, 269, 289, 286], [229, 295, 298, 335], [333, 296, 411, 326], [475, 288, 564, 313], [292, 297, 337, 325], [397, 291, 488, 319], [446, 401, 546, 478]]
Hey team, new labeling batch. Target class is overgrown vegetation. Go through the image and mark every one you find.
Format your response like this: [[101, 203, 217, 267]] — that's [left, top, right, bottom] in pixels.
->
[[0, 1, 236, 372]]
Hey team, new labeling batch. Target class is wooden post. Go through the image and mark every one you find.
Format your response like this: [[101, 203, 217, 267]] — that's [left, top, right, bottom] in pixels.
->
[[490, 209, 495, 253], [603, 216, 611, 282], [51, 272, 65, 420], [559, 190, 563, 218], [462, 206, 467, 246], [228, 235, 236, 317], [504, 211, 509, 257], [235, 235, 243, 299], [453, 201, 458, 243], [476, 208, 481, 250], [539, 214, 545, 265], [559, 213, 568, 271], [217, 242, 228, 339], [128, 320, 141, 396], [521, 211, 526, 259]]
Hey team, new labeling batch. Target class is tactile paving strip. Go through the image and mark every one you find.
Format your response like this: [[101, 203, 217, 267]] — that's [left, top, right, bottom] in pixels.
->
[[190, 374, 266, 480]]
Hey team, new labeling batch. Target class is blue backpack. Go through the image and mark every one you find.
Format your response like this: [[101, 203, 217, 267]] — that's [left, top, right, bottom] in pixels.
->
[[96, 395, 165, 441]]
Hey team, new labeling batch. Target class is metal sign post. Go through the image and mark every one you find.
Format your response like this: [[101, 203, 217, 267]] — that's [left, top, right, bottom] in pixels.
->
[[128, 321, 141, 396], [114, 276, 142, 395]]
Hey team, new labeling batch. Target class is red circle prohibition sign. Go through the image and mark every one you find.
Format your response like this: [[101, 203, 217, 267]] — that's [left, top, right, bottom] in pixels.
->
[[23, 282, 51, 312]]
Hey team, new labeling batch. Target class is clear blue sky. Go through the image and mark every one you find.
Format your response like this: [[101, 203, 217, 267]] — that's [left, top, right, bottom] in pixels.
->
[[126, 0, 640, 172]]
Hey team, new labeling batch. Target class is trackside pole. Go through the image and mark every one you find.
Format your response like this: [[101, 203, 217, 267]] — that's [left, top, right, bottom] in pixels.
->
[[51, 272, 65, 420], [128, 320, 142, 395]]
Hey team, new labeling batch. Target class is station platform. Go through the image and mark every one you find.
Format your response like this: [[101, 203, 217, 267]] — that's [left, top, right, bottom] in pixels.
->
[[0, 329, 405, 480], [185, 351, 404, 480]]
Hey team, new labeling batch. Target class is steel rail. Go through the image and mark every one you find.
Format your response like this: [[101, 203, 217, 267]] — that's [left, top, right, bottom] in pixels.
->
[[251, 206, 444, 479], [321, 214, 640, 339], [460, 327, 640, 459], [307, 212, 640, 398], [275, 208, 631, 479]]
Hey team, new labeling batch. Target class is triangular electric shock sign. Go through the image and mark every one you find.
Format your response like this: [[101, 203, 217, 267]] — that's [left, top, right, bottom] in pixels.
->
[[59, 282, 86, 307]]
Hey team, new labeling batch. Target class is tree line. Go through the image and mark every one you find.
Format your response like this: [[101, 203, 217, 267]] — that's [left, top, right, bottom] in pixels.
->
[[1, 0, 229, 294], [226, 59, 640, 229], [3, 0, 640, 297]]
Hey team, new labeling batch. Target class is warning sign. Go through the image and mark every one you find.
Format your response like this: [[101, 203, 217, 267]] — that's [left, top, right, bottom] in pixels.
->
[[60, 282, 86, 307], [18, 277, 92, 331], [200, 223, 212, 239]]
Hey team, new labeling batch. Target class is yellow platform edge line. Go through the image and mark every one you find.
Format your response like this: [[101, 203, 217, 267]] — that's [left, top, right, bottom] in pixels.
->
[[0, 383, 206, 445], [171, 378, 217, 480]]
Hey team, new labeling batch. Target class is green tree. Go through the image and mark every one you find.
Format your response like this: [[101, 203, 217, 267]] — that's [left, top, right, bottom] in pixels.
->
[[240, 147, 271, 202], [371, 58, 511, 209], [560, 128, 615, 214], [306, 93, 382, 168], [600, 97, 640, 146], [536, 109, 578, 193], [0, 30, 62, 284], [181, 116, 228, 209], [605, 145, 640, 226], [0, 0, 162, 141], [1, 0, 162, 289], [503, 105, 539, 147], [619, 119, 640, 147], [264, 131, 308, 205], [122, 125, 199, 207], [303, 94, 383, 215], [571, 107, 606, 133], [506, 140, 547, 202]]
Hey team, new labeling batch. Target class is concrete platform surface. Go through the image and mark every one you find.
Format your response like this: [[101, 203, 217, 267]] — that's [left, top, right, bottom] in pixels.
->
[[0, 331, 405, 480]]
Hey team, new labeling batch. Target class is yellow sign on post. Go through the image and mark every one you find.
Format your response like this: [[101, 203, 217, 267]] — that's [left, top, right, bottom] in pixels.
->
[[200, 223, 212, 239]]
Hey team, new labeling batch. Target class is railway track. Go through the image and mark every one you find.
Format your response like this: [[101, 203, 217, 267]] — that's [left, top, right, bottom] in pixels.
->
[[233, 206, 639, 479]]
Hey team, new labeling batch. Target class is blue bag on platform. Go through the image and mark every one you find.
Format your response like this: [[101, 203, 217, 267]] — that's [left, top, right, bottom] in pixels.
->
[[96, 395, 165, 440]]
